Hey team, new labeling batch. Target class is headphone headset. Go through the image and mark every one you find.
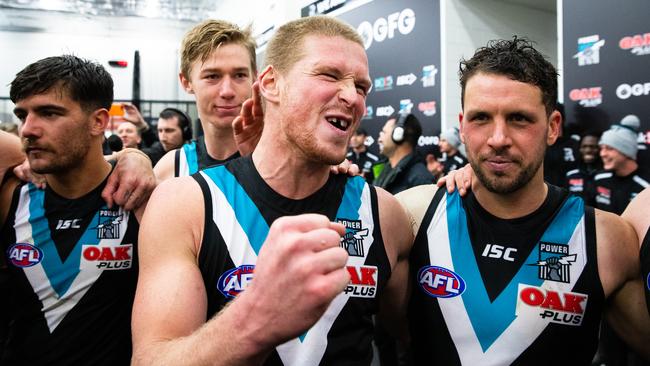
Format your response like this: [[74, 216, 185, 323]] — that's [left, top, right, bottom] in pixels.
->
[[391, 113, 410, 144], [161, 107, 192, 141]]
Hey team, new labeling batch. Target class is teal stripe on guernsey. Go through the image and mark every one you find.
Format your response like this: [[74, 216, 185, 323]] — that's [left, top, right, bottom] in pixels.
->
[[27, 184, 102, 297], [446, 191, 584, 351], [336, 176, 365, 224], [183, 141, 198, 174], [202, 166, 269, 255]]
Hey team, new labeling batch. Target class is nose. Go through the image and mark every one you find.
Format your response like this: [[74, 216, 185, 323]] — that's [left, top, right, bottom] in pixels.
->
[[338, 78, 357, 107], [219, 76, 236, 100], [486, 118, 511, 150], [20, 113, 41, 140]]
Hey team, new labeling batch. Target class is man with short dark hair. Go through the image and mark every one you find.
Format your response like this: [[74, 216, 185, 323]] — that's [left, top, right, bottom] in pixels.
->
[[346, 127, 378, 183], [1, 55, 145, 365], [397, 37, 649, 364], [157, 108, 190, 152], [374, 113, 433, 194]]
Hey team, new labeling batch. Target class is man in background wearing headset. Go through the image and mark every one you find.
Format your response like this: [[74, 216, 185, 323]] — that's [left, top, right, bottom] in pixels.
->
[[374, 113, 433, 195]]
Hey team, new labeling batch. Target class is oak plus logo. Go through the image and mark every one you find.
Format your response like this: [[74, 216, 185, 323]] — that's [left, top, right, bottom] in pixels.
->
[[516, 284, 588, 326], [357, 8, 416, 50], [619, 33, 650, 56], [569, 87, 602, 107], [573, 35, 605, 66]]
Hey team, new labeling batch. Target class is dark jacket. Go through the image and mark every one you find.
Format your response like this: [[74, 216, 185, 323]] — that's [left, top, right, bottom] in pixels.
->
[[373, 152, 434, 194]]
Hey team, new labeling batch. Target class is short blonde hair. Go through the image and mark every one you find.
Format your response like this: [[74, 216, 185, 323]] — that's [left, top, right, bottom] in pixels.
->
[[264, 16, 363, 74], [180, 19, 257, 80]]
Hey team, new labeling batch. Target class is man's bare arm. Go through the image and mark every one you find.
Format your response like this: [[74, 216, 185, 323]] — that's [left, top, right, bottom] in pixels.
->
[[132, 178, 350, 365], [1, 131, 25, 183], [395, 184, 439, 238], [376, 188, 416, 341], [597, 209, 650, 359]]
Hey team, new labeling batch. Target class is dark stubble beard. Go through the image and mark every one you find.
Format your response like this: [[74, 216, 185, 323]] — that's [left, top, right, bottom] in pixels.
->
[[469, 152, 543, 194], [30, 129, 92, 175]]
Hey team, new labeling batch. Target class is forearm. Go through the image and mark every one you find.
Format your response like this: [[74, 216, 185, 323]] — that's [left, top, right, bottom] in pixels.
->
[[133, 293, 273, 366]]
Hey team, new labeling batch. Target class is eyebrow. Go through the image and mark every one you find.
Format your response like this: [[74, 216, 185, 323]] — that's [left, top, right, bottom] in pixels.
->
[[200, 67, 250, 74], [14, 104, 67, 115]]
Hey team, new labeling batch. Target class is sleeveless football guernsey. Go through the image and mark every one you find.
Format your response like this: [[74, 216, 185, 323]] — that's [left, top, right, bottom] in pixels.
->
[[174, 135, 240, 177], [1, 181, 138, 365], [409, 186, 603, 365], [193, 156, 391, 365]]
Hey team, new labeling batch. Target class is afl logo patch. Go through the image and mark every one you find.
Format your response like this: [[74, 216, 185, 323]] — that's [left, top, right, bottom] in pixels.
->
[[417, 265, 466, 298], [7, 243, 43, 267], [217, 265, 255, 298], [646, 272, 650, 291]]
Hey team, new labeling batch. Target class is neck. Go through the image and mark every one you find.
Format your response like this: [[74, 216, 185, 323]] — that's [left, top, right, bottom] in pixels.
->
[[202, 121, 238, 160], [47, 144, 112, 199], [252, 115, 331, 200], [472, 167, 548, 219], [388, 146, 412, 167], [614, 159, 638, 176]]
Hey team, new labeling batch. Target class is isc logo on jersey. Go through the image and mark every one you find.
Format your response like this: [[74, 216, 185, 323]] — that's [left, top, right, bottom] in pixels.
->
[[344, 265, 378, 298], [7, 243, 43, 268], [218, 265, 255, 298], [80, 244, 133, 270], [516, 284, 587, 326], [418, 266, 466, 298]]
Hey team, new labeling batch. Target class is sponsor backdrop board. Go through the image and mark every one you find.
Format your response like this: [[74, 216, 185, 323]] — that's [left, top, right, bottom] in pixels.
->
[[333, 0, 441, 155], [563, 0, 650, 163]]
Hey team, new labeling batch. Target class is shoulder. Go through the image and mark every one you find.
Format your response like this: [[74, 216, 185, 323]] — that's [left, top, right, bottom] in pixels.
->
[[395, 184, 439, 237], [622, 187, 650, 246], [153, 149, 179, 181], [595, 208, 639, 295], [147, 176, 203, 213]]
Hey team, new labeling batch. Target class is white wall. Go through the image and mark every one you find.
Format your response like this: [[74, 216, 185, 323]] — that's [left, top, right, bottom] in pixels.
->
[[442, 0, 556, 130], [0, 9, 195, 101]]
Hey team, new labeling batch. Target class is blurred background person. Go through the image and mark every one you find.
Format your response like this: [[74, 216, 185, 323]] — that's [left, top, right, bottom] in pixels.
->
[[116, 121, 142, 149], [593, 114, 649, 215], [156, 108, 192, 153], [375, 113, 433, 195], [346, 127, 378, 183], [565, 131, 602, 202], [438, 127, 467, 175]]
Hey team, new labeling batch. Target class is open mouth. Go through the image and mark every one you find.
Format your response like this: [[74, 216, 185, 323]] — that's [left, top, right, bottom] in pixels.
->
[[327, 117, 351, 131]]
